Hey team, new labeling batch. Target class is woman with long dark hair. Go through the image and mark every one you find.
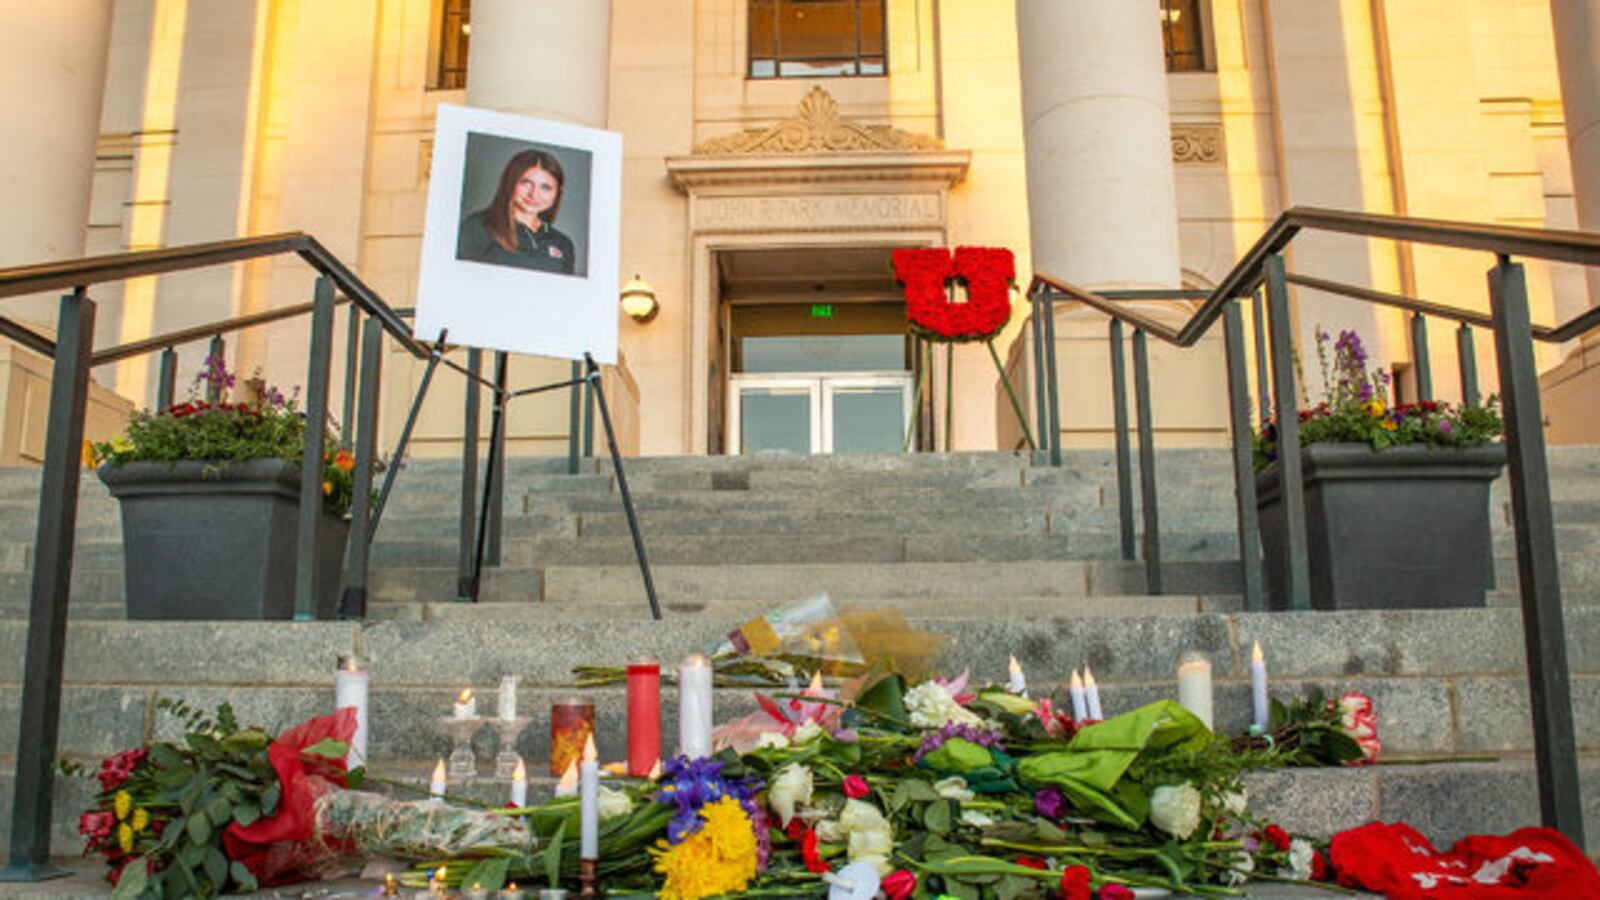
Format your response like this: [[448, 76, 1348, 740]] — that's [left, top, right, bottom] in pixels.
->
[[457, 149, 577, 274]]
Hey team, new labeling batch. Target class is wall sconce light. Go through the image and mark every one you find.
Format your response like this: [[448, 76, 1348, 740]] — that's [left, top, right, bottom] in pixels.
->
[[620, 275, 659, 324]]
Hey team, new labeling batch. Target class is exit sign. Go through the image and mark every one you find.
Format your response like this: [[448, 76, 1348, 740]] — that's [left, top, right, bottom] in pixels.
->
[[810, 304, 834, 319]]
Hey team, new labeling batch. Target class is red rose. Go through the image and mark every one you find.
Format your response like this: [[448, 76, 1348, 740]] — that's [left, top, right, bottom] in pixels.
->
[[801, 828, 829, 874], [883, 869, 916, 900], [842, 775, 870, 800], [1016, 855, 1047, 870], [1059, 865, 1093, 900], [1311, 849, 1329, 881], [1264, 824, 1292, 852], [1097, 885, 1135, 900]]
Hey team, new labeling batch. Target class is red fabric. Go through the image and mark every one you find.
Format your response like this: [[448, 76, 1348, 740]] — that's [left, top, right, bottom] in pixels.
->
[[1329, 821, 1600, 899], [222, 708, 357, 886]]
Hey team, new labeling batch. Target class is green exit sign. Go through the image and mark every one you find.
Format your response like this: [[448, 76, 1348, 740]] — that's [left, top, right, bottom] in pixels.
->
[[810, 304, 834, 319]]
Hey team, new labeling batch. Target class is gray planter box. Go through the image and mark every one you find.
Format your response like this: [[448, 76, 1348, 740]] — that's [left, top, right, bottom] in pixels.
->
[[99, 459, 349, 620], [1255, 443, 1506, 611]]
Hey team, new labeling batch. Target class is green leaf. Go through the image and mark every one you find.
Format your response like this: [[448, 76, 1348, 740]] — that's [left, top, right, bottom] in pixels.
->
[[184, 733, 224, 759], [260, 784, 280, 815], [203, 796, 231, 826], [186, 810, 210, 845], [149, 744, 183, 770], [544, 820, 568, 887], [345, 765, 367, 789], [110, 857, 150, 899], [231, 803, 260, 827], [920, 738, 992, 774], [459, 857, 511, 892], [229, 861, 259, 892], [994, 874, 1037, 900], [302, 738, 349, 760], [922, 799, 953, 834], [855, 672, 909, 730], [202, 846, 228, 888], [221, 730, 269, 753]]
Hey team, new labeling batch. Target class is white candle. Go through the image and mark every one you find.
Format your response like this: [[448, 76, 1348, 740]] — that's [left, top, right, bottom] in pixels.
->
[[555, 759, 579, 797], [428, 759, 447, 803], [335, 654, 369, 767], [678, 653, 714, 758], [1083, 666, 1104, 720], [1177, 651, 1214, 730], [453, 687, 477, 720], [580, 733, 600, 859], [1007, 655, 1027, 696], [498, 675, 519, 722], [510, 756, 528, 807], [1250, 642, 1270, 733], [1068, 669, 1088, 721]]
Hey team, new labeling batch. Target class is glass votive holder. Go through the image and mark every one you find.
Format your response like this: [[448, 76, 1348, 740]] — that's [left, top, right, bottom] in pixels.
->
[[550, 698, 595, 777]]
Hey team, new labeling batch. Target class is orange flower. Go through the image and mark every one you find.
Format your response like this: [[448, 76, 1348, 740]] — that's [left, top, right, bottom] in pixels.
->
[[322, 481, 333, 495], [81, 440, 96, 469], [334, 449, 355, 472]]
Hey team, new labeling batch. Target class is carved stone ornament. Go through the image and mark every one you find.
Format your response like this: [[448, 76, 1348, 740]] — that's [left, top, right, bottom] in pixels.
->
[[694, 87, 944, 155], [1171, 123, 1224, 164]]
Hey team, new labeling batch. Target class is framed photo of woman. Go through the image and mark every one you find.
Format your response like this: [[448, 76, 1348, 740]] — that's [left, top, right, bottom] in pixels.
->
[[415, 104, 622, 364]]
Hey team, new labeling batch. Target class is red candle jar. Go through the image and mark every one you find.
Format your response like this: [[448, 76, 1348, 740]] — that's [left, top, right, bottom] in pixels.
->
[[550, 698, 595, 777], [627, 657, 662, 777]]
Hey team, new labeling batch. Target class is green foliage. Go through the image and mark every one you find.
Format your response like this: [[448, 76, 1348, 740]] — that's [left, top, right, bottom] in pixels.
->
[[1260, 689, 1366, 767], [1253, 326, 1503, 470]]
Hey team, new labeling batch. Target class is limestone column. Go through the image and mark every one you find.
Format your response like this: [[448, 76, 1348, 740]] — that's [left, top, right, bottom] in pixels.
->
[[1014, 0, 1181, 289], [1550, 0, 1600, 309], [466, 0, 611, 127], [0, 0, 114, 326]]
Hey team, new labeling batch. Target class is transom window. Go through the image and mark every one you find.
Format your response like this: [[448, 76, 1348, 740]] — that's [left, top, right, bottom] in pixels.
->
[[749, 0, 886, 79], [1163, 0, 1207, 72], [430, 0, 470, 91]]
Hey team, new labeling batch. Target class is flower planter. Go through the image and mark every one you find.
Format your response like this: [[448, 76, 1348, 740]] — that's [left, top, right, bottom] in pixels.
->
[[98, 459, 349, 620], [1255, 443, 1506, 611]]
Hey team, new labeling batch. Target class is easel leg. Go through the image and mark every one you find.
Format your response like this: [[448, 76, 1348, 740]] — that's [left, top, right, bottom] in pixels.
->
[[585, 354, 661, 621], [370, 330, 447, 536], [470, 353, 509, 603]]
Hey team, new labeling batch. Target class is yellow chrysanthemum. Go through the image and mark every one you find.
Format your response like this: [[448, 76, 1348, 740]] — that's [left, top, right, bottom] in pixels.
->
[[1363, 400, 1385, 418], [651, 797, 758, 900], [113, 790, 132, 821], [117, 823, 134, 854], [131, 808, 149, 833]]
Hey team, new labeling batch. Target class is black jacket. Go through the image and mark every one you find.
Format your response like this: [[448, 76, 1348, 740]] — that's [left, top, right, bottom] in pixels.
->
[[457, 210, 577, 275]]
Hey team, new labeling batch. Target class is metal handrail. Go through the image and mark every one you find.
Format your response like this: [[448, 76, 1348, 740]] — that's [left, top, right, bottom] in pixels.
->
[[1024, 203, 1600, 846]]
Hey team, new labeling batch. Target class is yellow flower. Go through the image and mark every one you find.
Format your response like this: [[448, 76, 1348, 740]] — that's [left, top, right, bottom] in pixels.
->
[[81, 440, 97, 469], [131, 808, 149, 833], [1363, 400, 1385, 418], [651, 797, 758, 900], [322, 481, 333, 495], [113, 790, 132, 822], [1381, 418, 1398, 431], [117, 823, 134, 854], [112, 435, 133, 453]]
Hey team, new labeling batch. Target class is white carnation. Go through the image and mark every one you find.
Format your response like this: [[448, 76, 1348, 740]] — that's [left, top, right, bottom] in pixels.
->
[[1221, 788, 1248, 817], [959, 809, 995, 827], [754, 731, 791, 750], [933, 776, 974, 802], [815, 819, 845, 843], [768, 763, 814, 826], [791, 721, 825, 745], [839, 800, 895, 874], [904, 682, 983, 729], [1149, 783, 1203, 840], [1282, 839, 1315, 881], [1222, 851, 1255, 887]]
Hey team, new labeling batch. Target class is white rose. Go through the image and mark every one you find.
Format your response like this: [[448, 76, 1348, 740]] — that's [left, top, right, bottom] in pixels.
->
[[839, 800, 895, 873], [959, 809, 995, 827], [839, 798, 890, 833], [904, 682, 983, 729], [1221, 789, 1248, 817], [1222, 851, 1255, 887], [815, 819, 845, 843], [1149, 783, 1202, 840], [933, 776, 974, 802], [597, 785, 633, 821], [1282, 839, 1315, 881], [791, 721, 825, 745], [754, 731, 791, 750], [768, 763, 814, 826]]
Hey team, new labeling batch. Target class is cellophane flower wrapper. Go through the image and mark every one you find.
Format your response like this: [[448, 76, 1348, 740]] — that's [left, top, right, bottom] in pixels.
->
[[313, 790, 536, 860]]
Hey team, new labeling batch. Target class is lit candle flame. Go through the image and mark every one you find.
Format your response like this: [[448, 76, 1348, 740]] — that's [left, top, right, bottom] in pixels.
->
[[1009, 655, 1022, 678], [647, 758, 662, 780], [557, 759, 579, 794], [430, 759, 447, 783], [1083, 667, 1097, 688], [1252, 641, 1264, 663], [682, 652, 711, 668], [1070, 669, 1083, 689], [807, 670, 824, 693], [583, 732, 598, 762], [458, 687, 473, 704], [512, 757, 526, 782]]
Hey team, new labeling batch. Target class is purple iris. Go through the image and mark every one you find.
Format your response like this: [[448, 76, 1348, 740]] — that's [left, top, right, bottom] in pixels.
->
[[1034, 786, 1067, 821], [913, 721, 1005, 764], [656, 755, 763, 844]]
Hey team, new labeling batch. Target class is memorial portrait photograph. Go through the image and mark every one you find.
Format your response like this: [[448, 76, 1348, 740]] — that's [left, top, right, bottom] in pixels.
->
[[416, 104, 622, 364]]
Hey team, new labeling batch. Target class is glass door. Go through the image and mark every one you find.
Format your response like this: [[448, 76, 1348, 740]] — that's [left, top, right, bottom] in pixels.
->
[[729, 378, 822, 454], [823, 375, 914, 454], [728, 372, 912, 454]]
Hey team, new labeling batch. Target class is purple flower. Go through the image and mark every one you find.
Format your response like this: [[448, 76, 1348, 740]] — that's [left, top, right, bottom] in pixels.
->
[[1438, 419, 1453, 433], [1243, 834, 1262, 853], [656, 755, 763, 844], [913, 721, 1004, 764], [1034, 787, 1067, 821]]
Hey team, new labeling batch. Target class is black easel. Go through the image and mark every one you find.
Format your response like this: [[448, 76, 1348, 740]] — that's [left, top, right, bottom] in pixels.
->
[[372, 339, 661, 620]]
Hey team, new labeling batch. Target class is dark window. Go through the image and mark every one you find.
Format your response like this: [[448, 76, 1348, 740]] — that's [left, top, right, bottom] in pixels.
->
[[1162, 0, 1207, 72], [749, 0, 885, 79], [431, 0, 470, 90]]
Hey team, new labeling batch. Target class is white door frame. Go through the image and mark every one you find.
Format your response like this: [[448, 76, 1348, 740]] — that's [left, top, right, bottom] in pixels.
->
[[728, 370, 914, 454]]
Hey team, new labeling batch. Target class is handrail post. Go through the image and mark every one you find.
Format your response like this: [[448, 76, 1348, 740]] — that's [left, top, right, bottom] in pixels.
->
[[1251, 291, 1272, 426], [0, 288, 95, 882], [1108, 320, 1136, 560], [293, 277, 336, 621], [1488, 255, 1584, 844], [1457, 322, 1480, 406], [457, 348, 482, 600], [1410, 312, 1433, 402], [583, 368, 596, 458], [339, 316, 383, 620], [341, 303, 361, 448], [1223, 302, 1266, 611], [1043, 290, 1062, 466], [487, 351, 508, 567], [1031, 288, 1049, 464], [1132, 328, 1162, 594], [1263, 253, 1311, 610], [205, 334, 226, 405], [567, 360, 581, 474], [155, 347, 177, 412]]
